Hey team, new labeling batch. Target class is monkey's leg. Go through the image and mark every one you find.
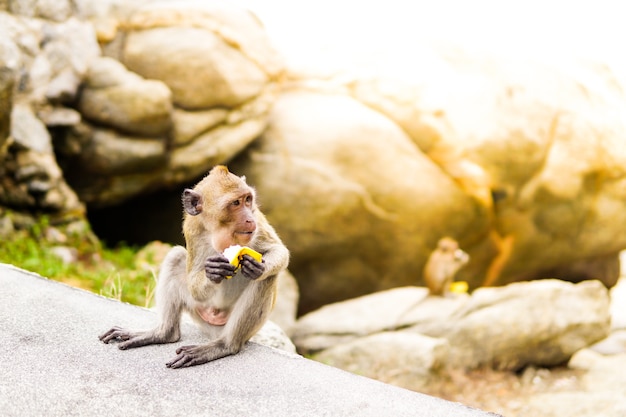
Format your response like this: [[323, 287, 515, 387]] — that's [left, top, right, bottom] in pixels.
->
[[99, 246, 188, 349], [166, 277, 277, 368]]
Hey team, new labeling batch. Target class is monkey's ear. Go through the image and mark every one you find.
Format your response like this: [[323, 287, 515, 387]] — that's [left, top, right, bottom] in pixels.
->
[[182, 189, 203, 216]]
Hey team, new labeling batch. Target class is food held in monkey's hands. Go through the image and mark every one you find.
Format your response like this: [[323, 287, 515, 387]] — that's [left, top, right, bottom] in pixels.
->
[[222, 245, 264, 280], [204, 246, 265, 283], [204, 255, 235, 284]]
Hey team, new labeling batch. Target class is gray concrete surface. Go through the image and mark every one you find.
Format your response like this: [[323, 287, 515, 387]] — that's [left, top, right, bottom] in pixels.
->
[[0, 263, 498, 417]]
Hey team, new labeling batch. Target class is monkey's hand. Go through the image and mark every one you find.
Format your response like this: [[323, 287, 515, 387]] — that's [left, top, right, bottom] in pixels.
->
[[205, 255, 236, 284], [240, 254, 265, 280]]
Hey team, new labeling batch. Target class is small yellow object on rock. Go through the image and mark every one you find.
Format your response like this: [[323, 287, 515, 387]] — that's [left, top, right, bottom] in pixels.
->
[[223, 245, 263, 279], [449, 281, 469, 294]]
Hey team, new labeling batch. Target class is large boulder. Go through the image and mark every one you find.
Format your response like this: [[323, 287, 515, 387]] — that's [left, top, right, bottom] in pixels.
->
[[232, 43, 626, 311], [294, 280, 610, 371], [0, 1, 285, 212], [77, 57, 172, 137], [0, 13, 95, 222], [230, 90, 490, 312], [314, 331, 449, 392], [58, 0, 284, 206]]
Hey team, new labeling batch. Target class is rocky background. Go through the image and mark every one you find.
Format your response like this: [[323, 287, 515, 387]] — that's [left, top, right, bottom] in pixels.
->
[[1, 1, 626, 415], [2, 0, 625, 313]]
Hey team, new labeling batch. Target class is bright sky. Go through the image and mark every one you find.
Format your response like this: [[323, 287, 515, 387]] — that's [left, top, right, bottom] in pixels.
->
[[233, 0, 626, 71]]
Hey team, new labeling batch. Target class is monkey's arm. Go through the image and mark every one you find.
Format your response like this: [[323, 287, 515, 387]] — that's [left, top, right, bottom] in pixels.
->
[[250, 232, 289, 280], [257, 242, 289, 279], [247, 214, 290, 281]]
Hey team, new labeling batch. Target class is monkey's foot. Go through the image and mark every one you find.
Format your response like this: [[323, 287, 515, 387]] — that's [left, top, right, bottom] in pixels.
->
[[99, 326, 133, 344], [99, 326, 177, 350], [166, 343, 232, 369]]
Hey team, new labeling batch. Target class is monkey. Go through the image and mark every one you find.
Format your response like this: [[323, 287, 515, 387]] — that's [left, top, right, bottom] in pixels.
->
[[99, 165, 290, 368], [423, 237, 469, 296]]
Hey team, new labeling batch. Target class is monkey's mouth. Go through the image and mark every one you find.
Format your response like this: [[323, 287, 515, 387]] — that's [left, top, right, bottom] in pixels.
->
[[234, 231, 256, 241]]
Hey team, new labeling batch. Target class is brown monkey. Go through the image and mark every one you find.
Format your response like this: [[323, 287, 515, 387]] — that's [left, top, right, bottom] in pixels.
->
[[423, 237, 469, 296], [99, 165, 289, 368]]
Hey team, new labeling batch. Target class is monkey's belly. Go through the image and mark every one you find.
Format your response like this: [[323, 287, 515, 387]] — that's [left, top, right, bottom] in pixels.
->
[[197, 306, 229, 326]]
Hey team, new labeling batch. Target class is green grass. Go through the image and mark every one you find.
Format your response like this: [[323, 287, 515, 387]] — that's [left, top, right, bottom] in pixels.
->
[[0, 215, 157, 308]]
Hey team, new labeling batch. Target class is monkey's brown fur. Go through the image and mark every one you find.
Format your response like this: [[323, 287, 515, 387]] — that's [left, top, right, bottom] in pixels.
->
[[99, 165, 289, 368], [423, 237, 469, 296]]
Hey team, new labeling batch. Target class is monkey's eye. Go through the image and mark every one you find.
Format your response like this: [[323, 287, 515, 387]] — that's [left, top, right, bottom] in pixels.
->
[[245, 195, 253, 204], [232, 200, 240, 206]]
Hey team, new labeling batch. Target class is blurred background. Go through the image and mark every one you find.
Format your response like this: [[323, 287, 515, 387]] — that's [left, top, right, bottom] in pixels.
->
[[1, 1, 625, 415]]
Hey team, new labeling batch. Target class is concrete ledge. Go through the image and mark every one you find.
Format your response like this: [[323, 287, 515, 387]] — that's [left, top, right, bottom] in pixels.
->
[[0, 263, 497, 416]]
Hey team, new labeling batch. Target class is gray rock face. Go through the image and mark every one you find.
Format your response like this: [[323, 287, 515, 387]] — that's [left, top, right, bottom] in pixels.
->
[[124, 26, 267, 109], [0, 1, 283, 217], [10, 103, 52, 153], [429, 280, 610, 370], [315, 331, 449, 392], [78, 57, 173, 136], [295, 280, 611, 372], [230, 90, 489, 312], [0, 27, 18, 153]]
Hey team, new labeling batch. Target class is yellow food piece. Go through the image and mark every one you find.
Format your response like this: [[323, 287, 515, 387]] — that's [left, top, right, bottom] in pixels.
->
[[223, 245, 263, 278], [449, 281, 469, 294]]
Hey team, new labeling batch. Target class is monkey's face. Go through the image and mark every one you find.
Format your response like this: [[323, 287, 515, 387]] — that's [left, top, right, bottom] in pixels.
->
[[437, 237, 469, 268], [206, 199, 256, 252], [221, 191, 257, 245], [183, 166, 260, 252]]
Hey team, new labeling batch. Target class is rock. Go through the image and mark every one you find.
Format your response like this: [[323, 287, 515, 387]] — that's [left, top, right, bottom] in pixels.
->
[[0, 29, 19, 153], [10, 103, 52, 153], [314, 331, 449, 392], [30, 17, 100, 102], [78, 57, 172, 136], [8, 0, 72, 22], [379, 53, 626, 289], [523, 350, 626, 417], [250, 320, 296, 354], [609, 276, 626, 330], [120, 1, 282, 110], [48, 1, 281, 207], [0, 210, 15, 237], [227, 18, 626, 309], [0, 145, 83, 216], [587, 275, 626, 355], [412, 280, 611, 370], [269, 269, 299, 336], [589, 330, 626, 355], [76, 128, 167, 176], [236, 60, 626, 306], [134, 241, 173, 276], [171, 107, 229, 147], [294, 280, 610, 371], [37, 106, 81, 127], [0, 12, 97, 225], [45, 68, 81, 104], [124, 26, 266, 109], [166, 115, 268, 183], [230, 90, 490, 313], [293, 287, 436, 353], [49, 246, 78, 264], [16, 150, 83, 212]]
